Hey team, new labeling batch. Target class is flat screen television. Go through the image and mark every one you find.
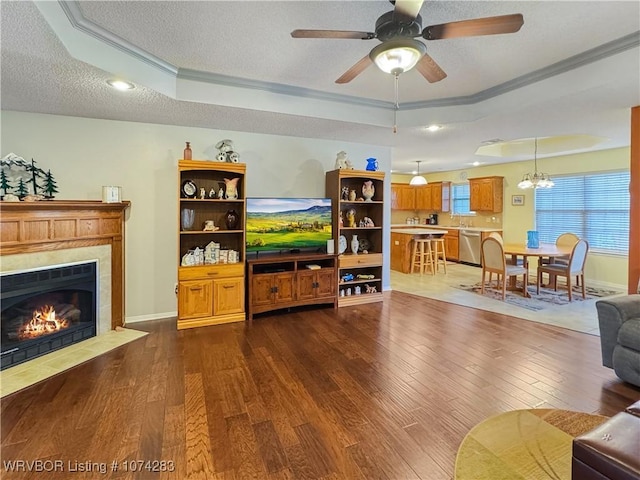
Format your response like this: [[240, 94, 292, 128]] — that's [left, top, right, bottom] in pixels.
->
[[246, 198, 332, 254]]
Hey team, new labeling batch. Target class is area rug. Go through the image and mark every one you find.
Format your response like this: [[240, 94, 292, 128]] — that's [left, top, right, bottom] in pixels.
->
[[456, 282, 620, 311], [455, 409, 609, 480]]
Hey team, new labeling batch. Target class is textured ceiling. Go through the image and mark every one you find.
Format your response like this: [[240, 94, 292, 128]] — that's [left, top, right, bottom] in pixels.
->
[[1, 0, 639, 173]]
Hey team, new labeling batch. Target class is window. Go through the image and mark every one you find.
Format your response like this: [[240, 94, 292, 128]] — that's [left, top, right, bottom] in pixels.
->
[[535, 171, 630, 254], [452, 183, 472, 215]]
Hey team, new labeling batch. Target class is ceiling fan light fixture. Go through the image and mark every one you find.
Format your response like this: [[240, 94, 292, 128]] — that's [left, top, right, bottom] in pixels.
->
[[370, 39, 426, 74], [409, 160, 428, 185]]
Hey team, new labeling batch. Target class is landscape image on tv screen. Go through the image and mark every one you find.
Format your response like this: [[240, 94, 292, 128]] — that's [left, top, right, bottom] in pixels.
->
[[246, 198, 332, 252]]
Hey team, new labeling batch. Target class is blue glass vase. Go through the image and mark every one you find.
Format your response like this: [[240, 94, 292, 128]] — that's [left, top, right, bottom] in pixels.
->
[[527, 230, 540, 249]]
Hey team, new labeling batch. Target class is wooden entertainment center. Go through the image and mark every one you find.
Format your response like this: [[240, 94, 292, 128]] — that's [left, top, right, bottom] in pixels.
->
[[246, 252, 337, 320]]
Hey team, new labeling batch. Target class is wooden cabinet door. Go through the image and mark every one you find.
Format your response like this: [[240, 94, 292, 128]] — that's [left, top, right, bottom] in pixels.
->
[[316, 269, 335, 298], [178, 280, 213, 319], [213, 277, 244, 315], [251, 275, 275, 307], [275, 273, 295, 303], [469, 177, 503, 212], [391, 185, 415, 210], [445, 235, 459, 261], [431, 184, 442, 211], [414, 185, 432, 210], [297, 270, 316, 301]]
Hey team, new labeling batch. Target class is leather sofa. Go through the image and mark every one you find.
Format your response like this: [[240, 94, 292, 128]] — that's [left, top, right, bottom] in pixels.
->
[[596, 295, 640, 387], [572, 401, 640, 480]]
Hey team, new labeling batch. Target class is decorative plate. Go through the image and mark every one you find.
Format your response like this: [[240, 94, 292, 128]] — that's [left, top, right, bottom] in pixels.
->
[[181, 179, 197, 198], [338, 235, 347, 254]]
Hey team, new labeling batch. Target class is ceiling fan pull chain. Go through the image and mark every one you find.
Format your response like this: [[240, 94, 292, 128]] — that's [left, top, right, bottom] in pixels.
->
[[393, 73, 400, 133]]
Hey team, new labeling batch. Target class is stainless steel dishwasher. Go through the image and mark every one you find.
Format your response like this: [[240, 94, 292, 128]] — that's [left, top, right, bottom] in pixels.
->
[[459, 229, 482, 265]]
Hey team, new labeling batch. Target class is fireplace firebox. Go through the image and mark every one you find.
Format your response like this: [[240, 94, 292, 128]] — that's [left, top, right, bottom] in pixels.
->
[[1, 261, 97, 370]]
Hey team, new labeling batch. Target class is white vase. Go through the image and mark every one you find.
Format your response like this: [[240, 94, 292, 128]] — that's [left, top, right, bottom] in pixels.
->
[[351, 235, 359, 255], [362, 180, 375, 202]]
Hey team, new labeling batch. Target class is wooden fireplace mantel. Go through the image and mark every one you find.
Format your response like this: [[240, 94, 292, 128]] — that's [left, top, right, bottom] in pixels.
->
[[0, 200, 131, 328]]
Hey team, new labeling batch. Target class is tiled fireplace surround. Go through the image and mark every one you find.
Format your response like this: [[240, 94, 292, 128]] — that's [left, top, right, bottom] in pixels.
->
[[0, 201, 134, 395]]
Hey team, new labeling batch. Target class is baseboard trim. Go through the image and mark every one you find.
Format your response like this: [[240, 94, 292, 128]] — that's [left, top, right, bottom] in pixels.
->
[[125, 311, 177, 324]]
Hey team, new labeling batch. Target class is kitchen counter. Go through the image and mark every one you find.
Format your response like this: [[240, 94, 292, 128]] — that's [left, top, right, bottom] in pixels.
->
[[390, 228, 448, 235], [391, 229, 449, 274], [390, 224, 502, 233]]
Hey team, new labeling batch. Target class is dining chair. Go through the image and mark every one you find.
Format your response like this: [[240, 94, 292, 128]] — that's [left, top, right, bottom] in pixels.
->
[[540, 232, 581, 286], [536, 239, 589, 301], [481, 237, 529, 300]]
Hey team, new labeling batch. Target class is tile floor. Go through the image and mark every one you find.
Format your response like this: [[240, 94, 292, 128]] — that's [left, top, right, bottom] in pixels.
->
[[390, 262, 624, 336], [1, 328, 148, 398]]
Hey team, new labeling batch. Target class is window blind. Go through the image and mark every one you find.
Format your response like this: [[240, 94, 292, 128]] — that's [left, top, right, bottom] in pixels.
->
[[535, 171, 630, 253], [452, 183, 471, 215]]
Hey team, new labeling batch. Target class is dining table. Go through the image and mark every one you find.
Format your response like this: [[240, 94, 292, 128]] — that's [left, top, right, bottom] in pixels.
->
[[502, 242, 573, 295]]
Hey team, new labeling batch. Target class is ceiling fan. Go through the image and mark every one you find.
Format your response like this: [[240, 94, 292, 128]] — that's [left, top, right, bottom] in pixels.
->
[[291, 0, 524, 84]]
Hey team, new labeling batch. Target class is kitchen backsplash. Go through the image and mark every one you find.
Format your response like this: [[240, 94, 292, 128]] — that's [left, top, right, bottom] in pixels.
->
[[390, 210, 502, 226]]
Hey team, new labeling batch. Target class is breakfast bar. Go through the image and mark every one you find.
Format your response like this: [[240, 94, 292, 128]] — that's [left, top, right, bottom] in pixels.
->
[[390, 228, 448, 273]]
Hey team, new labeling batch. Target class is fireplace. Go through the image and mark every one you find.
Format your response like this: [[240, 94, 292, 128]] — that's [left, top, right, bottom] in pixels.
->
[[1, 261, 98, 370]]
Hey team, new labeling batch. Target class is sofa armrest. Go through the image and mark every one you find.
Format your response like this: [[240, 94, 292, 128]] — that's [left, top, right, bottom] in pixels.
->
[[596, 295, 640, 368]]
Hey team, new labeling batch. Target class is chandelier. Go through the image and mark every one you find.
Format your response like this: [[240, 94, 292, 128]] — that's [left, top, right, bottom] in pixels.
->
[[517, 138, 554, 189]]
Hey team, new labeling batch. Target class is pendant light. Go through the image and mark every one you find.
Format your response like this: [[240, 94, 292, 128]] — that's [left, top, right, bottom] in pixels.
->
[[517, 138, 554, 189], [410, 161, 427, 185]]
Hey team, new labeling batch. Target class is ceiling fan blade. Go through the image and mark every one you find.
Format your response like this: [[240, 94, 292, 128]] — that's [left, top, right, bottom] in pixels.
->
[[335, 55, 372, 84], [422, 13, 524, 40], [415, 53, 447, 83], [393, 0, 425, 22], [291, 29, 375, 40]]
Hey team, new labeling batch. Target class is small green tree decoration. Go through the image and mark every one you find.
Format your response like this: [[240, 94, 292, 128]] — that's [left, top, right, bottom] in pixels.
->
[[43, 170, 59, 199], [16, 178, 29, 199], [27, 158, 41, 195], [0, 170, 12, 197]]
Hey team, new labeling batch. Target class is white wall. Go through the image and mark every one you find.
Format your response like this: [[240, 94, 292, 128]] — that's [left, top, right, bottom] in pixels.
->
[[1, 111, 392, 322]]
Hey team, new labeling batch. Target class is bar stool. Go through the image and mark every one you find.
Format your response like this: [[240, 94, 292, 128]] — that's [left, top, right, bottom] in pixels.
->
[[431, 237, 447, 274], [411, 238, 435, 275]]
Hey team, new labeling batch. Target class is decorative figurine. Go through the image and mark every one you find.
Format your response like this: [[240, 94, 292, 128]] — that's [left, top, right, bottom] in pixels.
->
[[209, 187, 216, 198], [218, 187, 224, 199], [200, 187, 206, 199], [335, 151, 353, 170], [203, 220, 219, 231], [224, 177, 239, 199], [341, 186, 349, 201], [215, 139, 240, 163], [346, 208, 356, 227]]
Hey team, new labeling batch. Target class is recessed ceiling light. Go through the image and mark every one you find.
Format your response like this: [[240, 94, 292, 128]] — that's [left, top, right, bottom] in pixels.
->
[[107, 79, 135, 91], [426, 125, 442, 132]]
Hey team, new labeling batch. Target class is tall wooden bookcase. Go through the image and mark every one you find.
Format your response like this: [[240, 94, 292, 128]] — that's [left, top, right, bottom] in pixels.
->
[[177, 160, 246, 329], [326, 169, 385, 306]]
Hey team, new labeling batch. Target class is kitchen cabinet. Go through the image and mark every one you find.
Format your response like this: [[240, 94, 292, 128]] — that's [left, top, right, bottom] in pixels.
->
[[327, 169, 385, 306], [444, 230, 459, 261], [177, 160, 246, 329], [391, 183, 415, 210], [469, 176, 503, 213], [393, 182, 451, 212]]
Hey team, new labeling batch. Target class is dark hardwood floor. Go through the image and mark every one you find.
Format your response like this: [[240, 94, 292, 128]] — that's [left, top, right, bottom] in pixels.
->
[[2, 291, 638, 479]]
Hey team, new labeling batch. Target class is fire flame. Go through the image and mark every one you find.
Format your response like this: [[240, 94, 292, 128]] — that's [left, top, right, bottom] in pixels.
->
[[18, 305, 70, 339]]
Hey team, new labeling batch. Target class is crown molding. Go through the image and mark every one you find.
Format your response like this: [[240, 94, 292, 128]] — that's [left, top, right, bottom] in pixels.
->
[[42, 2, 640, 116]]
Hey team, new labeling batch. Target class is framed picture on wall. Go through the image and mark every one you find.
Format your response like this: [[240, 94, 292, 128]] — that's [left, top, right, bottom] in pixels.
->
[[511, 195, 525, 206]]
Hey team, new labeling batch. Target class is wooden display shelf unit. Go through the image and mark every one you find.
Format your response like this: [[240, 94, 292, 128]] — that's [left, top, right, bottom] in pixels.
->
[[326, 169, 385, 307], [246, 253, 337, 321], [177, 160, 246, 329]]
